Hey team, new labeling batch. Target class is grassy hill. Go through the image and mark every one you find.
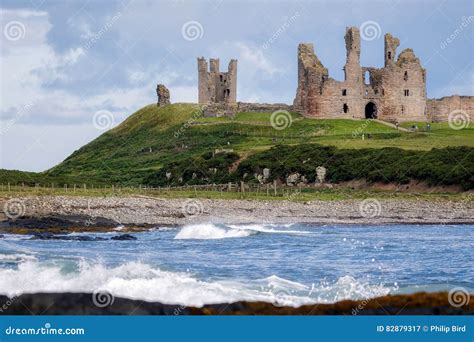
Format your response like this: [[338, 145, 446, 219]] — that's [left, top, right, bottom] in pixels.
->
[[2, 103, 473, 188]]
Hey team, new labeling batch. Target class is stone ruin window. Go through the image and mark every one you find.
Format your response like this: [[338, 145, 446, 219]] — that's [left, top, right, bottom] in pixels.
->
[[404, 71, 408, 81], [382, 89, 385, 96], [342, 89, 347, 96], [365, 89, 368, 96], [388, 51, 391, 60], [401, 105, 405, 114], [404, 89, 410, 96], [343, 103, 349, 113], [364, 71, 370, 85], [220, 75, 223, 82]]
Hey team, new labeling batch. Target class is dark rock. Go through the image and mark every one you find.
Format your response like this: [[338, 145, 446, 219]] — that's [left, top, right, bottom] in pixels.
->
[[0, 234, 4, 238], [111, 234, 137, 241], [31, 232, 56, 240], [30, 232, 107, 241], [0, 292, 471, 315], [5, 215, 120, 229]]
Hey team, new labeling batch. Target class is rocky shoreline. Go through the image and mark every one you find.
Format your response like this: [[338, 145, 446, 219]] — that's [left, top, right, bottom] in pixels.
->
[[0, 292, 472, 315], [0, 195, 473, 231]]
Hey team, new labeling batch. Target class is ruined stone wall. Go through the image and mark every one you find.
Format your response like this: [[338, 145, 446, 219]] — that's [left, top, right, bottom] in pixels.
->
[[237, 102, 293, 113], [156, 84, 170, 107], [202, 102, 293, 117], [426, 96, 474, 122], [197, 57, 237, 105], [293, 43, 328, 117]]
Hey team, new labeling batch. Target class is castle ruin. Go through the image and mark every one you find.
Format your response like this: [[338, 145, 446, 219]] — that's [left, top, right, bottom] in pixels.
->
[[197, 57, 237, 105], [294, 27, 428, 122], [194, 27, 472, 122]]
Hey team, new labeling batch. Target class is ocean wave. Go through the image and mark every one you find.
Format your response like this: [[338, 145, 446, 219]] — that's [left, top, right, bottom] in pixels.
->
[[0, 260, 394, 307], [0, 253, 37, 262], [174, 224, 254, 240], [228, 224, 312, 235], [174, 223, 312, 240]]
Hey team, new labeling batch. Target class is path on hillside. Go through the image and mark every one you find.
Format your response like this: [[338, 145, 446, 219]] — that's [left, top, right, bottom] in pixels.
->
[[373, 119, 411, 132]]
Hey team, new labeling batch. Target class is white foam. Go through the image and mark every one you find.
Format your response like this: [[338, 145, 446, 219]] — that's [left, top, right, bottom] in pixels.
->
[[0, 260, 395, 307], [174, 223, 313, 240], [228, 224, 313, 235], [174, 224, 253, 240], [0, 254, 37, 262]]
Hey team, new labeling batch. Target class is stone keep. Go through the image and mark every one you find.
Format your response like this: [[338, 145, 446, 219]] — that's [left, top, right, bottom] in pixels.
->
[[293, 27, 427, 123], [198, 57, 237, 105]]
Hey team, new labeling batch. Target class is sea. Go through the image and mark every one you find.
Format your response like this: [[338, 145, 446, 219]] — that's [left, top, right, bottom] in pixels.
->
[[0, 223, 472, 307]]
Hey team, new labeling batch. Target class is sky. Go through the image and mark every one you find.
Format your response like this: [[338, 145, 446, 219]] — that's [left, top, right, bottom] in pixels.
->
[[0, 0, 473, 172]]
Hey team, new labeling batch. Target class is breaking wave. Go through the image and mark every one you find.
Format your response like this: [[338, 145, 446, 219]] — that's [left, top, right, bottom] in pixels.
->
[[174, 224, 253, 239], [0, 260, 395, 307], [174, 223, 312, 240]]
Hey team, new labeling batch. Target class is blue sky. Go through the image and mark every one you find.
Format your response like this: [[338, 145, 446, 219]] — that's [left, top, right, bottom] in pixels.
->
[[1, 0, 473, 171]]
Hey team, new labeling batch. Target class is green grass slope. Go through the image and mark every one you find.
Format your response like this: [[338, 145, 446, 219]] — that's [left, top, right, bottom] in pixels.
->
[[2, 103, 473, 186]]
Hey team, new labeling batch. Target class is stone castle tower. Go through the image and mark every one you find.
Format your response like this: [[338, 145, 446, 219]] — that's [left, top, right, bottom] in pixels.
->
[[294, 27, 427, 122], [198, 58, 237, 105]]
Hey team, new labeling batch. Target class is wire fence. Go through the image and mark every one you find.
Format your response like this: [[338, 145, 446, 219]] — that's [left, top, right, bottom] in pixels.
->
[[0, 181, 315, 197]]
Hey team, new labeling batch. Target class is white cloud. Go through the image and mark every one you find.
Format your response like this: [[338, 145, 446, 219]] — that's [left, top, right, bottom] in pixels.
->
[[234, 42, 280, 76]]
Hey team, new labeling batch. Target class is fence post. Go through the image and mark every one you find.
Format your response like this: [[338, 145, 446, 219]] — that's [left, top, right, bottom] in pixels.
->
[[8, 182, 10, 192], [273, 180, 277, 196]]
